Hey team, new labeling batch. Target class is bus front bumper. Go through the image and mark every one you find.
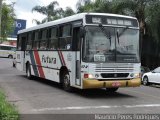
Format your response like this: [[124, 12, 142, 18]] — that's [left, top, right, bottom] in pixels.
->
[[83, 78, 141, 89]]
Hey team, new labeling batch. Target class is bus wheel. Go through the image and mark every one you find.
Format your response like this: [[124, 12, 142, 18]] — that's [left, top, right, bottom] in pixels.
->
[[8, 55, 13, 59], [106, 88, 119, 92], [62, 71, 71, 92], [26, 64, 32, 80]]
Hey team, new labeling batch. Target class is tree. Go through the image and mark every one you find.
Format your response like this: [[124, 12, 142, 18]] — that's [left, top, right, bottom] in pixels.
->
[[1, 2, 16, 43], [32, 1, 62, 23], [62, 7, 75, 17], [76, 0, 114, 13], [0, 0, 2, 41], [32, 1, 75, 25], [76, 0, 93, 13], [144, 1, 160, 67]]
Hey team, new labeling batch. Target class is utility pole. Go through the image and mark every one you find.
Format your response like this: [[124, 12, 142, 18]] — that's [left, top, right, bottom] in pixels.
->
[[0, 0, 2, 43]]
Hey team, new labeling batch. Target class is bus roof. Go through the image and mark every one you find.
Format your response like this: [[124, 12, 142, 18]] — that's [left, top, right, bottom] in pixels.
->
[[18, 13, 137, 34]]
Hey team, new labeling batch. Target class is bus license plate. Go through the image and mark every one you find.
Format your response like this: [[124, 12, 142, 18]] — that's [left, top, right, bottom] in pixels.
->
[[112, 82, 121, 87]]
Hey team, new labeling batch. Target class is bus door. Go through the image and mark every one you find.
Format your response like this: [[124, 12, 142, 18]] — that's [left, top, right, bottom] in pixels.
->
[[73, 26, 81, 87], [16, 35, 26, 71]]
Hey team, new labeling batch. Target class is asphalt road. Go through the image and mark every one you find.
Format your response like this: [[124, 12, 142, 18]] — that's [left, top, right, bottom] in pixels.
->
[[0, 58, 160, 120]]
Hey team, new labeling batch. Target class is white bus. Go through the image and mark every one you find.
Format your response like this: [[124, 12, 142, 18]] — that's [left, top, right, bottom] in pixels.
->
[[0, 44, 16, 58], [16, 13, 141, 92]]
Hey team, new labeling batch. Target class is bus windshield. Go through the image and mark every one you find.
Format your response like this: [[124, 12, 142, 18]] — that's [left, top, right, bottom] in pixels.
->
[[82, 26, 140, 63]]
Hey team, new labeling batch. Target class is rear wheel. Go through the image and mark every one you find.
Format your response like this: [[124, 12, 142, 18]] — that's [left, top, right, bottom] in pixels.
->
[[143, 76, 149, 86], [62, 71, 72, 92], [26, 64, 32, 79], [106, 88, 119, 92]]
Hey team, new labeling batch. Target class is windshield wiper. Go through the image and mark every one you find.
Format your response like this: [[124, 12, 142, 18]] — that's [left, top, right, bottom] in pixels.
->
[[116, 26, 129, 45], [98, 24, 111, 46]]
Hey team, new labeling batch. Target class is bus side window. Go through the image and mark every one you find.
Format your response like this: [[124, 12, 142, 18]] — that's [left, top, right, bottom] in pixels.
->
[[32, 31, 39, 50], [39, 29, 47, 50], [17, 35, 22, 50], [73, 27, 81, 51], [18, 34, 27, 51], [59, 25, 72, 50], [26, 32, 32, 50], [48, 27, 58, 50]]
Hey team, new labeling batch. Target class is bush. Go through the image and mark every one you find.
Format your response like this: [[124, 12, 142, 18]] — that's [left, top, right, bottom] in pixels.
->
[[0, 90, 19, 120]]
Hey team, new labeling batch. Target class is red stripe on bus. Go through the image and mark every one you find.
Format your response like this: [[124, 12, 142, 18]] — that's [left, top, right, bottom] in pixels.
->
[[57, 50, 63, 66], [34, 50, 45, 78], [59, 51, 66, 66]]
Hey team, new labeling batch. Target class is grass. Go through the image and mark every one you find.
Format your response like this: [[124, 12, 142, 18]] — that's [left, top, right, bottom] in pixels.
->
[[0, 90, 19, 120]]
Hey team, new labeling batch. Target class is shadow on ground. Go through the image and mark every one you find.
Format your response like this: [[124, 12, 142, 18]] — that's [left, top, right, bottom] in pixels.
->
[[18, 75, 136, 99]]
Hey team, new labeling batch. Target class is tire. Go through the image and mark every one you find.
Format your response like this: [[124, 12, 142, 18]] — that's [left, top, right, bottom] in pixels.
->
[[26, 64, 32, 80], [143, 76, 149, 86], [62, 71, 72, 92], [13, 62, 16, 67], [8, 55, 13, 59], [106, 87, 119, 92]]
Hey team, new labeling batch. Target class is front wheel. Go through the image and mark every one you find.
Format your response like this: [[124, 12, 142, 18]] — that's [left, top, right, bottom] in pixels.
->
[[26, 64, 32, 80], [143, 76, 149, 86], [106, 88, 119, 92], [62, 71, 72, 92]]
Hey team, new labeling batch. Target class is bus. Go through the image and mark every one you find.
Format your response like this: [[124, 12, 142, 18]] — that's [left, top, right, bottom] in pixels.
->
[[16, 13, 141, 92], [0, 44, 16, 58]]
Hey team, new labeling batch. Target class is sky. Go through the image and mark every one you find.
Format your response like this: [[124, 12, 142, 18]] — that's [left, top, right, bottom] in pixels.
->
[[5, 0, 78, 28]]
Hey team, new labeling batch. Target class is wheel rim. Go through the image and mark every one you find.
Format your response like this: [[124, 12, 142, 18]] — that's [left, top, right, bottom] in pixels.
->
[[27, 68, 30, 78], [64, 74, 70, 87], [143, 77, 148, 85]]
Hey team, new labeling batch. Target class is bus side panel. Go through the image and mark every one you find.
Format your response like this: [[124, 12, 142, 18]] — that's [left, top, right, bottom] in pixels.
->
[[24, 50, 82, 89], [25, 50, 39, 77], [38, 51, 76, 84], [16, 51, 25, 71], [55, 51, 82, 89], [39, 51, 61, 83]]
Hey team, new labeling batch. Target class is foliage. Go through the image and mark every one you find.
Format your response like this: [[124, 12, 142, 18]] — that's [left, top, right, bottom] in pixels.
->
[[0, 90, 19, 120], [32, 1, 75, 24], [62, 7, 75, 17], [145, 1, 160, 41], [1, 2, 16, 42], [77, 0, 114, 13], [76, 0, 93, 13], [32, 1, 62, 24]]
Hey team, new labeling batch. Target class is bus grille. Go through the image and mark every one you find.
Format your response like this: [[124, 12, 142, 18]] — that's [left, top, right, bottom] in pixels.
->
[[101, 73, 129, 78], [94, 64, 134, 73]]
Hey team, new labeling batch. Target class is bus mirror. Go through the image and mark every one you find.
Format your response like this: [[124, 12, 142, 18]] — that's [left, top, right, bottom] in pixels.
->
[[80, 27, 85, 38]]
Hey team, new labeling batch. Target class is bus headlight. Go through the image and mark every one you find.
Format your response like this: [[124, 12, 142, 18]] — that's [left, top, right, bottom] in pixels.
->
[[84, 74, 94, 79], [134, 73, 140, 78], [130, 73, 141, 78]]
